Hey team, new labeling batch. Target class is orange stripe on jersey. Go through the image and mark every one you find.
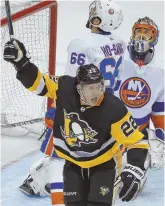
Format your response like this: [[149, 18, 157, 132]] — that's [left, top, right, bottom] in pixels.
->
[[45, 133, 54, 156], [151, 114, 165, 130], [51, 192, 64, 205], [138, 121, 149, 131], [96, 94, 104, 106]]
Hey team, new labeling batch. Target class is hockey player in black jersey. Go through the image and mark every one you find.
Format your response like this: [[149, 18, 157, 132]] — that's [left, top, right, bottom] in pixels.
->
[[4, 40, 149, 206]]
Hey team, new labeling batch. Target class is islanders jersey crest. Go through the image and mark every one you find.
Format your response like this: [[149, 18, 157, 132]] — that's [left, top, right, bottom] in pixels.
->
[[120, 77, 151, 108]]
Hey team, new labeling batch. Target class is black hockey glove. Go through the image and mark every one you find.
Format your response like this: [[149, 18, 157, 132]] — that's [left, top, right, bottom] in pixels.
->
[[115, 164, 145, 202], [4, 39, 30, 71]]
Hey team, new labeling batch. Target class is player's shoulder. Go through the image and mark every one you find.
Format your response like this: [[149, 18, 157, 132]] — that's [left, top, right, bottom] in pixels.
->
[[146, 60, 164, 78], [58, 76, 77, 94], [105, 91, 128, 122], [143, 51, 164, 75], [58, 75, 75, 86], [108, 92, 127, 111], [121, 56, 164, 78], [110, 33, 126, 48], [67, 33, 91, 52], [67, 39, 86, 52], [151, 51, 164, 70], [67, 32, 126, 51]]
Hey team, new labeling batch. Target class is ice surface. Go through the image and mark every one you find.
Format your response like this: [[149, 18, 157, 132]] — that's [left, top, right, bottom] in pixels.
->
[[1, 151, 164, 206]]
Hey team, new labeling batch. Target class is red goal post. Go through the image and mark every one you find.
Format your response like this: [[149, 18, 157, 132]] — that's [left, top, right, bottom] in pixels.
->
[[1, 1, 57, 135]]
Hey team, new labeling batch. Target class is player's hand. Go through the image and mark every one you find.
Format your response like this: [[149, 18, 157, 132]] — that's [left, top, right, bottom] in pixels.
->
[[4, 39, 30, 71], [115, 164, 145, 202]]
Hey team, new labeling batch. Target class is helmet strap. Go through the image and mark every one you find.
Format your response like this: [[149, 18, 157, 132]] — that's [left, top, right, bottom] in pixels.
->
[[77, 85, 89, 106]]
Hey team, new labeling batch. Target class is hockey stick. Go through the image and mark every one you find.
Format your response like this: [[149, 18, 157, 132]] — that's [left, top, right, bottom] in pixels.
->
[[1, 118, 43, 128], [5, 0, 14, 41], [38, 127, 48, 140]]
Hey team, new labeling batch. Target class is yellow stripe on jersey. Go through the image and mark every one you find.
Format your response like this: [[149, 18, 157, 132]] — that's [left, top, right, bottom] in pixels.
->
[[43, 75, 58, 100], [128, 143, 149, 150], [127, 139, 149, 150], [111, 112, 144, 148], [27, 70, 59, 99], [55, 142, 120, 168], [28, 69, 43, 93]]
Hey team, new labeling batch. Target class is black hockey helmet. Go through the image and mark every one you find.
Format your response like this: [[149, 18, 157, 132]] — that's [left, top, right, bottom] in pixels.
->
[[76, 64, 104, 85]]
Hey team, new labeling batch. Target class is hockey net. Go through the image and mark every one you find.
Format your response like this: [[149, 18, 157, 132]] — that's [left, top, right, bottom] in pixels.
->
[[0, 1, 57, 136]]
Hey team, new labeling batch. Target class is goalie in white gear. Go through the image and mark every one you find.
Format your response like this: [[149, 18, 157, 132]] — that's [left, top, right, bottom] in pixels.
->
[[109, 16, 164, 201], [126, 16, 164, 170]]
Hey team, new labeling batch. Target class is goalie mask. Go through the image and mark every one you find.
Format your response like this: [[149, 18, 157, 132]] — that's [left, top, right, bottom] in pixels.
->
[[128, 16, 159, 67], [86, 0, 123, 32], [76, 64, 105, 107]]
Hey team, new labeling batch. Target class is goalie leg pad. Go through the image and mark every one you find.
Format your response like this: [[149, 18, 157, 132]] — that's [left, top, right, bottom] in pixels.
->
[[19, 156, 51, 196], [147, 128, 165, 170], [19, 175, 37, 196]]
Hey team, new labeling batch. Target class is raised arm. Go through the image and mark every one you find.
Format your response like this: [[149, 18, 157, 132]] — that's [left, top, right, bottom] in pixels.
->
[[3, 39, 58, 100]]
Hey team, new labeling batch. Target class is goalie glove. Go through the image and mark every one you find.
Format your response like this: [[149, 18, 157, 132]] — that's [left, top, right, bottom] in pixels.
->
[[115, 164, 145, 202], [3, 39, 30, 71]]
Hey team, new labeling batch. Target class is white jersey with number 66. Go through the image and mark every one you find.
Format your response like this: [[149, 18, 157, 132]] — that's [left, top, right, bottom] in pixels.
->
[[65, 32, 126, 90]]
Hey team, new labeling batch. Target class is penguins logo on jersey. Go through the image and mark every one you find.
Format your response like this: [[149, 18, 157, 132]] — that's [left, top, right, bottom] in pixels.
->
[[100, 186, 110, 196], [60, 109, 98, 147], [120, 77, 151, 108]]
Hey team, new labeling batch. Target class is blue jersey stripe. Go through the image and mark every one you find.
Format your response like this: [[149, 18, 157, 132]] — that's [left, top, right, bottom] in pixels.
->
[[152, 102, 164, 113], [134, 113, 151, 126], [51, 182, 63, 190], [40, 128, 52, 153], [51, 150, 59, 158]]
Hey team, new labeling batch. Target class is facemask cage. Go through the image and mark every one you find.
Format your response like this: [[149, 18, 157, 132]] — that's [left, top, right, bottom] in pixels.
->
[[132, 16, 159, 48]]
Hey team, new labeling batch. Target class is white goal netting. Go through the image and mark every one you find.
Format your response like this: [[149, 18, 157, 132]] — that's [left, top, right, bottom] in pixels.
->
[[0, 0, 57, 136]]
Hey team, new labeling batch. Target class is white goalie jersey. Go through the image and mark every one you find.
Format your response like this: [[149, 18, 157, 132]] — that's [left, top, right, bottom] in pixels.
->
[[113, 59, 164, 131], [113, 59, 164, 169]]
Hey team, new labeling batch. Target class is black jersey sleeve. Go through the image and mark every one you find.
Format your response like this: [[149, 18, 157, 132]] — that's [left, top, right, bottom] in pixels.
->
[[16, 61, 59, 100]]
